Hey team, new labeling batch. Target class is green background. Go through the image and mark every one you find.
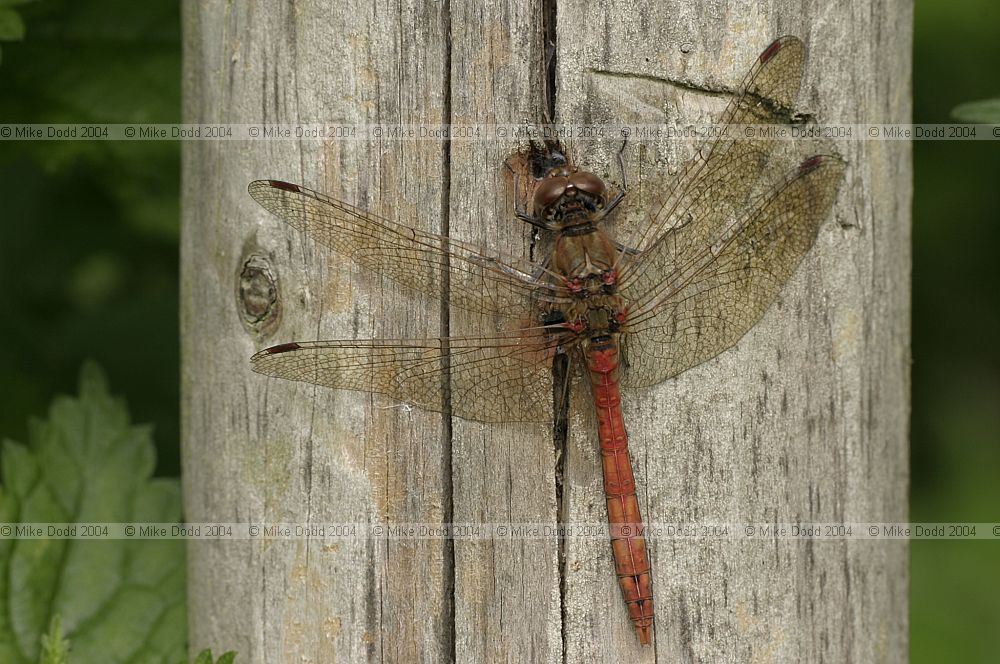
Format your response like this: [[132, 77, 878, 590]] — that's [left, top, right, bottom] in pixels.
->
[[0, 0, 997, 660]]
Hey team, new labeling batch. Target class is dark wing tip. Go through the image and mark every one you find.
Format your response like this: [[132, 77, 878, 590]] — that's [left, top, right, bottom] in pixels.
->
[[250, 341, 304, 370], [248, 179, 302, 195], [798, 154, 847, 175], [263, 342, 302, 354], [759, 39, 784, 64], [267, 180, 301, 192], [798, 155, 825, 174], [759, 35, 804, 64]]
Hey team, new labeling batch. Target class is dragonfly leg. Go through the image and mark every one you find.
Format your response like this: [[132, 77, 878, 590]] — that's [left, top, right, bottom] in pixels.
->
[[516, 210, 552, 231], [613, 240, 641, 256], [601, 137, 629, 218], [616, 134, 629, 191], [507, 161, 556, 230]]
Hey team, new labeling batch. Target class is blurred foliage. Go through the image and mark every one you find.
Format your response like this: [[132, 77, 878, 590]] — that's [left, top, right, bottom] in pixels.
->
[[0, 0, 35, 67], [911, 0, 1000, 661], [951, 98, 1000, 122], [189, 651, 237, 664], [0, 363, 186, 663], [0, 0, 180, 474]]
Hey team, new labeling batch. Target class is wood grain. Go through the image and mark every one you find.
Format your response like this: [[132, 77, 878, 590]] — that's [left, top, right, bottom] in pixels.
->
[[182, 0, 910, 661], [555, 2, 911, 661], [182, 1, 452, 661]]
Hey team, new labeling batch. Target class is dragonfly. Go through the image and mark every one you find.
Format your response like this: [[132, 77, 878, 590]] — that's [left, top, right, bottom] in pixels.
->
[[247, 35, 845, 646]]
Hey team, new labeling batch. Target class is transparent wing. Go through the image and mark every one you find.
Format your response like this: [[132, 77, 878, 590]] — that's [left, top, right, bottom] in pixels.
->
[[251, 329, 573, 423], [248, 180, 570, 316], [619, 35, 807, 265], [619, 154, 846, 388]]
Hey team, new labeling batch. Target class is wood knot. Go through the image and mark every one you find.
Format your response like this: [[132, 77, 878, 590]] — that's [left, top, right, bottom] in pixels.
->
[[238, 254, 280, 334]]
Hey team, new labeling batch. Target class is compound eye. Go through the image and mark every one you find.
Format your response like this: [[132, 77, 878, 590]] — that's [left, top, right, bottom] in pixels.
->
[[569, 171, 606, 197], [532, 176, 568, 214]]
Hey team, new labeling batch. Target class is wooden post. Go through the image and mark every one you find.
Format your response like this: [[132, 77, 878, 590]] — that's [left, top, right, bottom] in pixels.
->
[[182, 0, 910, 661], [554, 2, 911, 661], [181, 1, 456, 661]]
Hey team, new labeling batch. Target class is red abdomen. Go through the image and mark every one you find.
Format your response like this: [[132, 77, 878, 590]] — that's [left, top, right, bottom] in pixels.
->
[[585, 338, 654, 645]]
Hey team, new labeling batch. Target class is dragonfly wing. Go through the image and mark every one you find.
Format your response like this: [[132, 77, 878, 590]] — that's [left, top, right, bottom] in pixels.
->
[[619, 154, 846, 389], [249, 180, 569, 316], [251, 331, 568, 423], [620, 36, 807, 259]]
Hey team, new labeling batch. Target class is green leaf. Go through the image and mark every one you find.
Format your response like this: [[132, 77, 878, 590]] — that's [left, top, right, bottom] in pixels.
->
[[189, 650, 237, 664], [0, 362, 186, 663], [38, 616, 70, 664], [951, 98, 1000, 123], [0, 8, 24, 40]]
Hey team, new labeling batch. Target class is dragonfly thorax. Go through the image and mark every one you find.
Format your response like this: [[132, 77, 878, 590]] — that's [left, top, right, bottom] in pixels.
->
[[552, 226, 620, 299]]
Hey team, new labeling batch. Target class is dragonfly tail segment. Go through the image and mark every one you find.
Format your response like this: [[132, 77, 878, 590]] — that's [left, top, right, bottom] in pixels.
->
[[585, 337, 655, 646]]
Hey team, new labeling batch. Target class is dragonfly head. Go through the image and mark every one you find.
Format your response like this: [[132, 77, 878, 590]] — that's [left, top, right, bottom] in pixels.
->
[[532, 169, 608, 225]]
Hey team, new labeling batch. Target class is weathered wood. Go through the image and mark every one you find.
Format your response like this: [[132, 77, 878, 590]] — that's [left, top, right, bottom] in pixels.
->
[[555, 2, 911, 661], [183, 0, 910, 662], [182, 1, 452, 661], [447, 2, 564, 661]]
